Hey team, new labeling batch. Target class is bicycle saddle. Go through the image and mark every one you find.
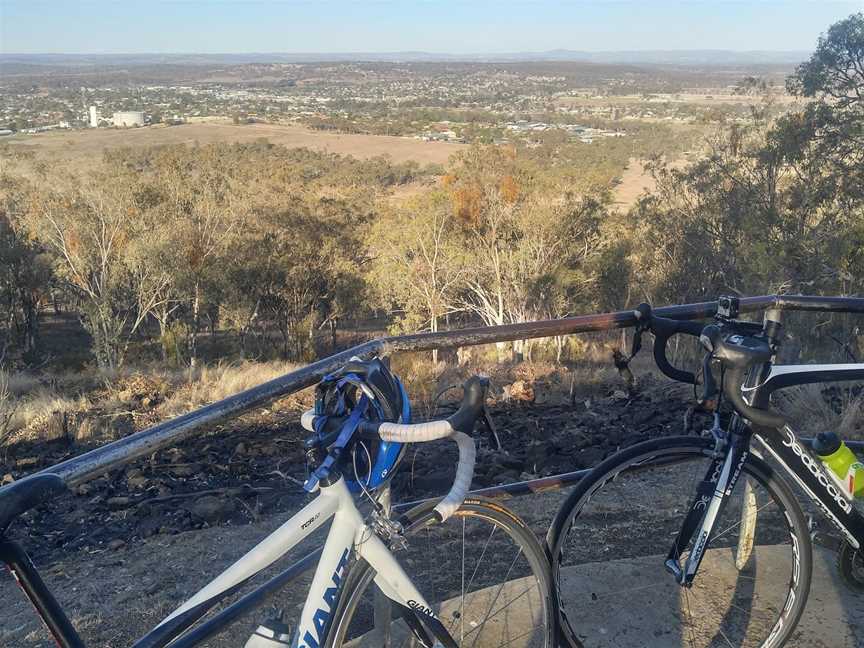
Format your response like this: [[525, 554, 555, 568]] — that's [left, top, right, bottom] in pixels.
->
[[0, 474, 67, 535]]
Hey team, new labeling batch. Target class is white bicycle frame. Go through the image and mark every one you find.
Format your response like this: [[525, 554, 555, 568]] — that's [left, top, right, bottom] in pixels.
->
[[157, 475, 437, 647]]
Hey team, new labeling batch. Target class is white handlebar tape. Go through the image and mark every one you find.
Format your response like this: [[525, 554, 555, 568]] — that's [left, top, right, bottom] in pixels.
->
[[433, 431, 476, 521], [300, 409, 316, 432], [378, 419, 453, 442], [300, 411, 474, 520]]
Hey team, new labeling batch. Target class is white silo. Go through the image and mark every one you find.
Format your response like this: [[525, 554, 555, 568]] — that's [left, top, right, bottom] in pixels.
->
[[89, 106, 100, 128], [113, 111, 146, 127]]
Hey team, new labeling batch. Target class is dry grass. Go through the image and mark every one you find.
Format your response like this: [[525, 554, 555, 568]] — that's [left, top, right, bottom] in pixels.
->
[[0, 361, 302, 447], [2, 387, 81, 446], [6, 121, 465, 166], [774, 383, 864, 439], [0, 371, 16, 443], [156, 361, 300, 418]]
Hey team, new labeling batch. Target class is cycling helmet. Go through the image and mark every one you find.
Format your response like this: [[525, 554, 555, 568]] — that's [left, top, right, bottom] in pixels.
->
[[313, 357, 410, 492]]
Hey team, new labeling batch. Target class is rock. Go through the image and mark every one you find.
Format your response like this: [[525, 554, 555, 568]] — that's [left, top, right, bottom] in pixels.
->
[[610, 390, 629, 402], [186, 495, 235, 524], [234, 442, 248, 456], [494, 468, 521, 484], [108, 539, 126, 551], [74, 482, 93, 496], [503, 380, 535, 403], [164, 448, 187, 462], [107, 496, 132, 510], [1, 473, 13, 485], [631, 408, 659, 426], [489, 452, 524, 471], [573, 447, 606, 469], [524, 442, 554, 473], [572, 399, 591, 413], [126, 474, 150, 490], [170, 463, 201, 477], [16, 457, 39, 469], [137, 517, 162, 538], [144, 581, 162, 596]]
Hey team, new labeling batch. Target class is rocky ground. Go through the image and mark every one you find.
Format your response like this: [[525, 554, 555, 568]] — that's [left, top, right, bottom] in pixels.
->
[[0, 371, 714, 647]]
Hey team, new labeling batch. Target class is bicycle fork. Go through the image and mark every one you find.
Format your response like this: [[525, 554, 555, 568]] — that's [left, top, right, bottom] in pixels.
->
[[665, 434, 751, 587]]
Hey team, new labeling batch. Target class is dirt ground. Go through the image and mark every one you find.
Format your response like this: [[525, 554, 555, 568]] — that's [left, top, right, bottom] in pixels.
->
[[612, 157, 690, 208], [3, 121, 466, 166]]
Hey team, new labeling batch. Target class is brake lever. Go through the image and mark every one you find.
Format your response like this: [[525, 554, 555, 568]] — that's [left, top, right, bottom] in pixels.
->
[[697, 353, 720, 411]]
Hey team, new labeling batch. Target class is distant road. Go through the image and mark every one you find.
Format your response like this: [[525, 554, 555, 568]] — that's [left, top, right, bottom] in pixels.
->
[[5, 121, 467, 166], [613, 157, 691, 209]]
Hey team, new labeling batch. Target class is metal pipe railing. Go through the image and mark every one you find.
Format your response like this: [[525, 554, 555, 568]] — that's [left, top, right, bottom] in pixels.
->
[[21, 294, 864, 487]]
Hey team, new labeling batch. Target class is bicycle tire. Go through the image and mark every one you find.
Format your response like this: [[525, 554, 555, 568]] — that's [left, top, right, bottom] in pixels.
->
[[326, 495, 555, 647], [547, 435, 812, 648]]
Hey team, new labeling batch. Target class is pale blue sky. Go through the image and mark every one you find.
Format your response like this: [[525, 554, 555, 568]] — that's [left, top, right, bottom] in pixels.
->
[[1, 1, 861, 54]]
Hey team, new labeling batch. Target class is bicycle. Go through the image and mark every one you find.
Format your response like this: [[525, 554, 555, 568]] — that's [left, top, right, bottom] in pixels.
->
[[547, 296, 864, 648], [1, 359, 555, 648]]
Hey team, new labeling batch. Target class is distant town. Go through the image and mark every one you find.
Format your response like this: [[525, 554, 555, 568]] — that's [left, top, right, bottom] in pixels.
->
[[0, 59, 796, 146]]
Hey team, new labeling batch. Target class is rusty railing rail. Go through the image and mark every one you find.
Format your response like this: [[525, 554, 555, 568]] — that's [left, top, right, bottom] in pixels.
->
[[19, 294, 864, 487]]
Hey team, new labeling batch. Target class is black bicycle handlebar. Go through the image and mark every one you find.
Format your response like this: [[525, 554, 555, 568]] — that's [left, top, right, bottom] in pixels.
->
[[634, 303, 703, 385], [635, 301, 789, 427]]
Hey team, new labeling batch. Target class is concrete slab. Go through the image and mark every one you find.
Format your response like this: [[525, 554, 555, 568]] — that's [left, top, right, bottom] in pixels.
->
[[344, 574, 547, 647], [343, 545, 863, 647], [558, 546, 864, 647]]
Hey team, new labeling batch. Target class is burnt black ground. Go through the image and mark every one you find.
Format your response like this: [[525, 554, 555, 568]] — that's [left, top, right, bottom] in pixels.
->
[[0, 374, 707, 567]]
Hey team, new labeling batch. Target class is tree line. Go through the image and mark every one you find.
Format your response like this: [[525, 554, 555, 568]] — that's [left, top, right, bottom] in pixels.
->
[[1, 13, 863, 371]]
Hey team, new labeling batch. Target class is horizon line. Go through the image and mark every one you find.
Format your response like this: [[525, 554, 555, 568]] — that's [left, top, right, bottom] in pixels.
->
[[1, 48, 812, 56]]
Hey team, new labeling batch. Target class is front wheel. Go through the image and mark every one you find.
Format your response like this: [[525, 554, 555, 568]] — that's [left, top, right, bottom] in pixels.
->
[[547, 436, 812, 648], [327, 496, 555, 647]]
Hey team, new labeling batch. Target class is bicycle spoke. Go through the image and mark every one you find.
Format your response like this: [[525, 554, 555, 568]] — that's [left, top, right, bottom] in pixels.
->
[[709, 499, 776, 545], [455, 584, 537, 640], [469, 547, 524, 648], [716, 624, 736, 648], [464, 524, 497, 596]]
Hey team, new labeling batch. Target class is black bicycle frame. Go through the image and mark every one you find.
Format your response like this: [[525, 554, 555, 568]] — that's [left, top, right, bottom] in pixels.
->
[[666, 344, 864, 587], [753, 422, 864, 548], [750, 357, 864, 550]]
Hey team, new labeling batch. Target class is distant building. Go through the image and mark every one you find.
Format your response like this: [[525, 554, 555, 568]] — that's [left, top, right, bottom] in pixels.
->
[[89, 106, 100, 128], [113, 111, 146, 127], [0, 130, 13, 137]]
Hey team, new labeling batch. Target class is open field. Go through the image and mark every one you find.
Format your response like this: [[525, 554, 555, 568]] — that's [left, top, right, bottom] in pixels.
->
[[612, 156, 690, 208], [4, 121, 468, 165]]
